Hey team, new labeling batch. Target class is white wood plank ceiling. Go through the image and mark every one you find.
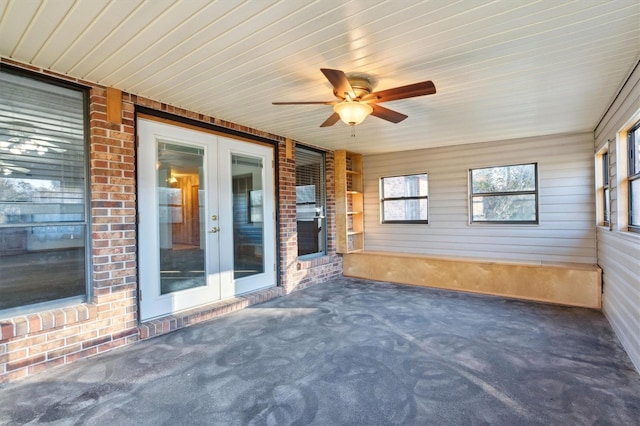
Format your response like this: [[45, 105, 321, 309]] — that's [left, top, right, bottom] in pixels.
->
[[1, 0, 639, 154]]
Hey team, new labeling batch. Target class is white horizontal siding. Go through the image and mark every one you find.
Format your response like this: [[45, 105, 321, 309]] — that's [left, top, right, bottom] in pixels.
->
[[363, 132, 597, 264], [594, 60, 640, 373]]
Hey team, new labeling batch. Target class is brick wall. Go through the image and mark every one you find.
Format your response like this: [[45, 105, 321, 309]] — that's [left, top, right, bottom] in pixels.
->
[[279, 147, 341, 293], [0, 58, 342, 383], [0, 71, 139, 382]]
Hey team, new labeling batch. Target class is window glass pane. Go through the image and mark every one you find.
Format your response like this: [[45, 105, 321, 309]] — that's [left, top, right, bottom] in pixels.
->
[[0, 225, 85, 310], [604, 188, 610, 224], [472, 194, 537, 222], [631, 179, 640, 227], [383, 199, 428, 221], [296, 148, 326, 256], [0, 74, 85, 213], [471, 164, 535, 194], [157, 143, 206, 295], [0, 70, 87, 312], [232, 154, 264, 279], [380, 173, 429, 223], [633, 127, 640, 174], [383, 174, 428, 198]]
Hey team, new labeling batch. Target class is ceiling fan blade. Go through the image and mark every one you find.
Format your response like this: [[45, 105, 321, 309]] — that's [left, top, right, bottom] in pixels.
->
[[320, 68, 355, 99], [320, 112, 340, 127], [371, 104, 408, 123], [272, 101, 335, 105], [362, 81, 436, 103]]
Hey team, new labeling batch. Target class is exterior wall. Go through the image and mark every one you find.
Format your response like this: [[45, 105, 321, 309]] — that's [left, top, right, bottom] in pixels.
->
[[594, 61, 640, 373], [279, 145, 341, 293], [363, 132, 597, 264], [0, 58, 341, 383]]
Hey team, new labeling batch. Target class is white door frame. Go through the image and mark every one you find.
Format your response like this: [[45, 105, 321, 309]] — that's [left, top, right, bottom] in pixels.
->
[[137, 118, 276, 321]]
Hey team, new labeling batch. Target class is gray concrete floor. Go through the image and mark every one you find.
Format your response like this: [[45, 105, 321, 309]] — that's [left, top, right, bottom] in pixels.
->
[[1, 278, 639, 425]]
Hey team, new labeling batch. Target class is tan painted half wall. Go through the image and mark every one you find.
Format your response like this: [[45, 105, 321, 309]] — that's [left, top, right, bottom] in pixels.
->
[[343, 252, 602, 309]]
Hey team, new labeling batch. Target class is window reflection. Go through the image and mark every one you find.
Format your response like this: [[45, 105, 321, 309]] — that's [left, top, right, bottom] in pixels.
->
[[232, 155, 264, 278]]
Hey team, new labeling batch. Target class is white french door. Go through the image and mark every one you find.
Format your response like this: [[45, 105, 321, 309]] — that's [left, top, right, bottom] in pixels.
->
[[137, 119, 275, 321]]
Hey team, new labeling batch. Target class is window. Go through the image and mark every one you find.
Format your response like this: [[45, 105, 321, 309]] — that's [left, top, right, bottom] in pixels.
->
[[295, 147, 326, 257], [380, 173, 429, 223], [599, 150, 610, 226], [470, 163, 538, 223], [0, 68, 89, 315], [629, 121, 640, 233]]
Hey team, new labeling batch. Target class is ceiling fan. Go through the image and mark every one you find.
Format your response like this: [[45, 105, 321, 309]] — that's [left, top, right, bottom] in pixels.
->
[[272, 68, 436, 129]]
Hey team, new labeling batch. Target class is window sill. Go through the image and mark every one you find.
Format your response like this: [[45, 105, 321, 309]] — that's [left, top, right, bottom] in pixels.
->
[[469, 222, 540, 227], [296, 254, 336, 268], [598, 226, 640, 242], [0, 303, 97, 342], [618, 229, 640, 242]]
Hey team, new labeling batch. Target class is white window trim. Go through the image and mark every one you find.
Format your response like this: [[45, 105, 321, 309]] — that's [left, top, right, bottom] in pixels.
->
[[379, 172, 430, 224], [468, 163, 539, 225], [616, 109, 640, 234], [595, 143, 610, 229]]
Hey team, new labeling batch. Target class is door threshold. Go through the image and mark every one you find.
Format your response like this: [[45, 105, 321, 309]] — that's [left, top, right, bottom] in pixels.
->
[[138, 286, 283, 340]]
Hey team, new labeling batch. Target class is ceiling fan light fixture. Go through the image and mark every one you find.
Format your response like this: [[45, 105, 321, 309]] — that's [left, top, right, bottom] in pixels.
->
[[333, 100, 373, 126]]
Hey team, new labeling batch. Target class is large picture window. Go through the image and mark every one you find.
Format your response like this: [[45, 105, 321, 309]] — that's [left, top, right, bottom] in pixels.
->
[[470, 163, 538, 224], [629, 121, 640, 233], [380, 173, 429, 223], [295, 147, 326, 257], [0, 68, 89, 314]]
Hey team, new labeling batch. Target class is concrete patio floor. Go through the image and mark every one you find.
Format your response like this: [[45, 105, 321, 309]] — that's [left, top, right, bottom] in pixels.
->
[[1, 277, 639, 425]]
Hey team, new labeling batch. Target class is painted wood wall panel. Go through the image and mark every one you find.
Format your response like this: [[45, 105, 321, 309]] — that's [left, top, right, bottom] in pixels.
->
[[363, 132, 597, 264], [594, 61, 640, 373]]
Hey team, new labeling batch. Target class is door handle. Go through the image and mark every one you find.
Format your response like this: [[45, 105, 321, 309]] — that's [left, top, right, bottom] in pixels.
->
[[209, 227, 219, 233]]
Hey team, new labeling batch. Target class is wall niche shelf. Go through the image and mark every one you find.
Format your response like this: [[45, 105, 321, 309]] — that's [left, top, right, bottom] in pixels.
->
[[335, 150, 364, 253]]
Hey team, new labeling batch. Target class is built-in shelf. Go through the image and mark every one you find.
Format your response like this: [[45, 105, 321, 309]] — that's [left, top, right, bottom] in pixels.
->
[[335, 150, 364, 254]]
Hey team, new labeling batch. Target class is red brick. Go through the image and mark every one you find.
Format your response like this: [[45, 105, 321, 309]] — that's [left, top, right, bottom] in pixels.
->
[[28, 357, 65, 375], [7, 335, 46, 352], [66, 347, 98, 364], [29, 339, 65, 356], [47, 344, 81, 360], [46, 325, 81, 341], [81, 335, 111, 350], [14, 318, 28, 337], [40, 311, 55, 330], [65, 330, 98, 346], [0, 323, 13, 341], [7, 354, 46, 371], [98, 338, 126, 353], [0, 368, 27, 383]]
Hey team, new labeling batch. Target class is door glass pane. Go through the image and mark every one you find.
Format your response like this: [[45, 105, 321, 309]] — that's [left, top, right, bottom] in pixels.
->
[[157, 143, 205, 295], [232, 154, 264, 278]]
